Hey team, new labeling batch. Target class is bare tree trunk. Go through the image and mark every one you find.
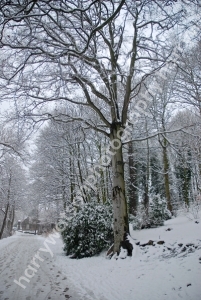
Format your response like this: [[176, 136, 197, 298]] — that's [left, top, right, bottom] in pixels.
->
[[110, 123, 132, 256], [69, 155, 74, 203], [144, 137, 150, 217], [162, 138, 173, 214], [0, 174, 12, 239], [9, 205, 15, 236], [77, 143, 88, 202], [0, 203, 9, 239], [98, 142, 107, 203], [61, 175, 66, 210], [128, 141, 138, 215]]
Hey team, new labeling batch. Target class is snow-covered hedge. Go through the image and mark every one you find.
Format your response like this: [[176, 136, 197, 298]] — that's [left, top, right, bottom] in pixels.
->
[[60, 202, 113, 258]]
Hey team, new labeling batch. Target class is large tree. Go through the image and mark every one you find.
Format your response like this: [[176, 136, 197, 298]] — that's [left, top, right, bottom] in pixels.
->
[[0, 0, 197, 255]]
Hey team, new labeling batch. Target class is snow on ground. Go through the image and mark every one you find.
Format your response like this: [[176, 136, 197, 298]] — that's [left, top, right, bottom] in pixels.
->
[[52, 212, 201, 300], [0, 212, 200, 300], [0, 232, 80, 300]]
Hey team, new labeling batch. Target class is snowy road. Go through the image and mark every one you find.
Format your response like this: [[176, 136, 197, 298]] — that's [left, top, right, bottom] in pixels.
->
[[0, 232, 80, 300]]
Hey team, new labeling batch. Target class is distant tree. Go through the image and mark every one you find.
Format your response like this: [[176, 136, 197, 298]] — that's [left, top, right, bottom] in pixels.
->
[[0, 155, 26, 239], [171, 110, 201, 205], [175, 149, 192, 206], [174, 40, 201, 115]]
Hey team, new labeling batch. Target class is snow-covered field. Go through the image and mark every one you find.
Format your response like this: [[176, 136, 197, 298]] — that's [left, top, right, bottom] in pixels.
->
[[0, 212, 201, 300]]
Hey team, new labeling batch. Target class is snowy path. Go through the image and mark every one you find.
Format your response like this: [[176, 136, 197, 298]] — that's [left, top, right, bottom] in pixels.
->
[[0, 232, 80, 300]]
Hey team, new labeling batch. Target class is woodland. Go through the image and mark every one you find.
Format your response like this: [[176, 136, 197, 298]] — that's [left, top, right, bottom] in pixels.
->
[[0, 0, 201, 258]]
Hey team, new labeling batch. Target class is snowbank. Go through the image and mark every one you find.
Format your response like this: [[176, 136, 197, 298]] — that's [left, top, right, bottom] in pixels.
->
[[51, 213, 201, 300]]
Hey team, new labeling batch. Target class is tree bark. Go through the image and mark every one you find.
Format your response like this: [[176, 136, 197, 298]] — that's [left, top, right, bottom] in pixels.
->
[[0, 174, 12, 239], [128, 141, 138, 215], [144, 137, 150, 217], [0, 203, 9, 239], [110, 122, 132, 256], [9, 205, 15, 236], [162, 137, 173, 214], [69, 149, 75, 203]]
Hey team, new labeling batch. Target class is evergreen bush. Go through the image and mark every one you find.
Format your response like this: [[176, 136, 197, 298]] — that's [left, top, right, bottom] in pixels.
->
[[60, 201, 113, 258]]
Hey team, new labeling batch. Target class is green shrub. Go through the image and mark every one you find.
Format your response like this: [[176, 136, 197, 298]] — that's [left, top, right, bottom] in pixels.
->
[[60, 201, 113, 258]]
